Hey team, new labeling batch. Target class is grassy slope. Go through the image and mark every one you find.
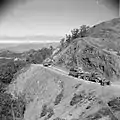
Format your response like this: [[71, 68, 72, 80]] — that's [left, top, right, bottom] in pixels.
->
[[8, 64, 120, 120], [87, 18, 120, 52]]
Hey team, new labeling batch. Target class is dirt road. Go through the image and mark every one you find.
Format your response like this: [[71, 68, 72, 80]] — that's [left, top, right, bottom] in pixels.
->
[[39, 64, 120, 89]]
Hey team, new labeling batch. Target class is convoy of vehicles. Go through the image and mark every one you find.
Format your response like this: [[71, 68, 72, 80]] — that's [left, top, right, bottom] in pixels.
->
[[68, 68, 80, 77], [43, 58, 111, 86], [68, 67, 111, 86]]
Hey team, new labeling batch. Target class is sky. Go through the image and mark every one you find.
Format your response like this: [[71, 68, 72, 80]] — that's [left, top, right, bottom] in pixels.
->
[[0, 0, 119, 42]]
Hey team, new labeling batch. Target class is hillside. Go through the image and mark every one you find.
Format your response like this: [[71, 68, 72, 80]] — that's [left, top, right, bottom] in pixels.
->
[[52, 18, 120, 82], [0, 46, 54, 120], [8, 64, 120, 120], [1, 18, 120, 120], [87, 18, 120, 52], [88, 18, 120, 39]]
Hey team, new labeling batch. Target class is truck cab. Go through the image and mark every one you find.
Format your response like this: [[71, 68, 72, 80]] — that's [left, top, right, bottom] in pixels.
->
[[43, 58, 53, 67], [68, 68, 79, 78], [100, 79, 111, 86]]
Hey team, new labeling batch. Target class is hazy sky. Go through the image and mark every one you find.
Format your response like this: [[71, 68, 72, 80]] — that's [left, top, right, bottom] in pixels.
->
[[0, 0, 118, 38]]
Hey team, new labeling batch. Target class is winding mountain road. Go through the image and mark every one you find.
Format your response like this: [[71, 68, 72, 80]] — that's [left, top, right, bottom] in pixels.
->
[[51, 66, 120, 87], [38, 64, 120, 89]]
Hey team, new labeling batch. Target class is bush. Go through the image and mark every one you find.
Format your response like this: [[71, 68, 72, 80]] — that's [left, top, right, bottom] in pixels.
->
[[46, 107, 54, 119], [86, 107, 117, 120], [54, 91, 63, 105], [108, 97, 120, 112], [53, 117, 66, 120], [0, 60, 27, 120], [40, 104, 48, 118], [40, 104, 54, 119], [70, 91, 86, 106], [12, 95, 26, 118], [26, 47, 53, 64], [0, 92, 26, 120], [0, 60, 27, 84]]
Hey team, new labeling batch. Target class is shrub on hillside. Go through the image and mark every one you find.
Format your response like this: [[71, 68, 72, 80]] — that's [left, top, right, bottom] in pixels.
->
[[12, 95, 26, 119], [70, 91, 86, 106], [0, 92, 13, 120], [26, 47, 53, 64], [0, 92, 26, 120], [40, 104, 54, 119], [40, 104, 48, 118], [54, 91, 63, 105], [86, 107, 117, 120], [0, 60, 27, 84], [0, 60, 27, 120], [45, 107, 54, 119], [108, 97, 120, 112], [53, 117, 66, 120], [0, 81, 7, 93]]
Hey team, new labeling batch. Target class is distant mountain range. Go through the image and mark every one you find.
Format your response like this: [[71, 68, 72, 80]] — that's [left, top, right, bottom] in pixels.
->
[[0, 42, 59, 53], [0, 35, 62, 52], [0, 35, 62, 42]]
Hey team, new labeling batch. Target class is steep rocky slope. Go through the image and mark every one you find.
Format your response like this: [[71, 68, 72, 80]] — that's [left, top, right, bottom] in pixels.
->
[[52, 18, 120, 82], [8, 64, 120, 120]]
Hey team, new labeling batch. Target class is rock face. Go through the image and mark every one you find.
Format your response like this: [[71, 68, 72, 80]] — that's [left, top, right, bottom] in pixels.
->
[[9, 64, 120, 120]]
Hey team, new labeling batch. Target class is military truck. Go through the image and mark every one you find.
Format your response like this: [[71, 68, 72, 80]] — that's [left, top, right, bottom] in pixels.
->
[[68, 68, 79, 78], [68, 67, 82, 77], [78, 72, 91, 81], [89, 72, 101, 83], [99, 78, 111, 86], [43, 58, 53, 67], [43, 62, 52, 67]]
